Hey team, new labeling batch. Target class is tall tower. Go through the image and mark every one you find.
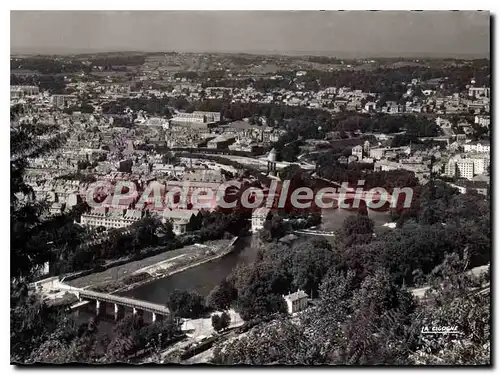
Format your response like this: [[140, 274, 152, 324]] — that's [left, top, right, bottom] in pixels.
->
[[363, 140, 371, 158], [267, 148, 277, 176]]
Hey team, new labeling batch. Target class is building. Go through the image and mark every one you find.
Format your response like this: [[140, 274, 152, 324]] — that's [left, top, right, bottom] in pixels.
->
[[363, 141, 371, 156], [170, 111, 220, 129], [449, 180, 489, 196], [456, 159, 475, 180], [251, 207, 271, 233], [475, 115, 490, 128], [471, 157, 490, 176], [80, 207, 144, 229], [468, 86, 490, 99], [51, 94, 77, 108], [348, 155, 358, 164], [162, 209, 199, 235], [352, 145, 363, 160], [364, 102, 376, 112], [445, 159, 457, 177], [11, 85, 39, 98], [142, 117, 168, 127], [444, 154, 488, 180], [182, 169, 225, 183], [464, 141, 490, 154], [267, 148, 277, 176], [49, 202, 64, 216], [283, 290, 309, 314], [152, 163, 186, 177], [172, 218, 189, 236], [207, 134, 236, 149], [369, 147, 385, 160]]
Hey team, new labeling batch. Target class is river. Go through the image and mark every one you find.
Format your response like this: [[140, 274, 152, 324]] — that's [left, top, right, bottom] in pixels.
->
[[117, 236, 260, 304], [118, 208, 390, 303], [74, 207, 391, 326]]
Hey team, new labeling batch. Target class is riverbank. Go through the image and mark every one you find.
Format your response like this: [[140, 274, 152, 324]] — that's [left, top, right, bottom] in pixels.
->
[[65, 238, 237, 294], [117, 235, 259, 302], [112, 237, 240, 294]]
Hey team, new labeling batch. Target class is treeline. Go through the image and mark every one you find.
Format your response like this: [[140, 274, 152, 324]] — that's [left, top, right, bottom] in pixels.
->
[[312, 151, 421, 188], [52, 210, 250, 275], [101, 96, 173, 117], [335, 113, 440, 136], [90, 55, 146, 68], [305, 56, 343, 65], [11, 74, 67, 94], [283, 64, 490, 93], [11, 58, 89, 75], [10, 55, 146, 76], [188, 62, 490, 96]]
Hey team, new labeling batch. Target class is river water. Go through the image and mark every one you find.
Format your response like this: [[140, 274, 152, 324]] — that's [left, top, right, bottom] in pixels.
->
[[74, 208, 391, 327], [118, 208, 390, 303], [117, 236, 260, 304]]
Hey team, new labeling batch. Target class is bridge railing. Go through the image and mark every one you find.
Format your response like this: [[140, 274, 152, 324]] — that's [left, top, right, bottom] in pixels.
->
[[78, 289, 170, 315]]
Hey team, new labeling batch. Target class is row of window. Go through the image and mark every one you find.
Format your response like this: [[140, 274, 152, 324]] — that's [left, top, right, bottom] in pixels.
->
[[82, 218, 136, 228]]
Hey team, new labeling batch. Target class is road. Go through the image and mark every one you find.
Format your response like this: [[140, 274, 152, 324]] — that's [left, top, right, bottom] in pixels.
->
[[410, 264, 490, 299]]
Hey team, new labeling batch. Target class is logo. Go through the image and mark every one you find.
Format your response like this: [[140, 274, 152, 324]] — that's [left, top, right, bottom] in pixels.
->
[[420, 325, 463, 335]]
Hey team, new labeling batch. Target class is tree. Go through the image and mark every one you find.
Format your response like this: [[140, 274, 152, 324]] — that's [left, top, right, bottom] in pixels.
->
[[161, 151, 179, 165], [11, 117, 70, 280], [260, 215, 288, 242], [166, 290, 205, 319], [212, 311, 231, 332], [136, 316, 184, 355], [409, 253, 490, 365], [10, 108, 81, 363], [289, 238, 335, 297], [212, 319, 326, 365], [206, 280, 237, 311], [340, 214, 374, 239], [339, 270, 417, 365]]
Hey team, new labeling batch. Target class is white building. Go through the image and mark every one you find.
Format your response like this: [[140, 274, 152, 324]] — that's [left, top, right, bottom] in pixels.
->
[[445, 159, 458, 177], [283, 290, 309, 314], [464, 142, 490, 154], [352, 145, 363, 160], [456, 159, 475, 180], [152, 163, 186, 178], [471, 157, 490, 176], [162, 209, 199, 235], [11, 85, 39, 98], [81, 207, 144, 229], [475, 115, 490, 128], [170, 111, 220, 125], [251, 207, 271, 233], [468, 87, 490, 99]]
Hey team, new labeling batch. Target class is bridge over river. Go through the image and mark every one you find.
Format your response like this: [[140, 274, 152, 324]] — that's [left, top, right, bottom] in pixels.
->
[[59, 283, 171, 322]]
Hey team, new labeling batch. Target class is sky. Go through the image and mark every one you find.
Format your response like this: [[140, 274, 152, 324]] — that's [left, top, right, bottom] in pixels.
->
[[10, 11, 490, 58]]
